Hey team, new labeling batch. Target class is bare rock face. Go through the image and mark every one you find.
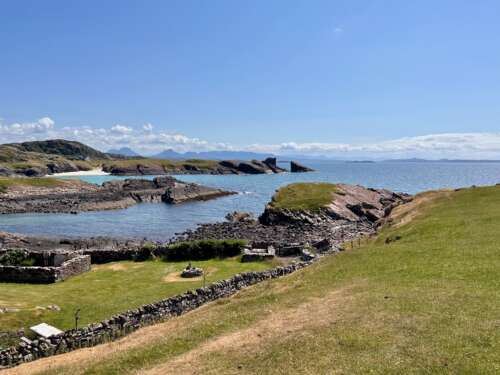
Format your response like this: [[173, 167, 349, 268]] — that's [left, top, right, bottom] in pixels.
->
[[260, 183, 411, 226], [290, 161, 314, 173], [219, 159, 287, 174]]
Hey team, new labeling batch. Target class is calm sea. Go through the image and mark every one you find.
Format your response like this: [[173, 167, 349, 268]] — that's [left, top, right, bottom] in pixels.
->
[[1, 161, 500, 241]]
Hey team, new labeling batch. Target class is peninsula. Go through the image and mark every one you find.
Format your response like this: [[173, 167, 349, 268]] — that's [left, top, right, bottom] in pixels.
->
[[0, 139, 313, 177]]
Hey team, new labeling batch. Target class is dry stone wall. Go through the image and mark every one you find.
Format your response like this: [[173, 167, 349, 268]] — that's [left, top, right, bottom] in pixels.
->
[[0, 254, 90, 284], [0, 260, 311, 369]]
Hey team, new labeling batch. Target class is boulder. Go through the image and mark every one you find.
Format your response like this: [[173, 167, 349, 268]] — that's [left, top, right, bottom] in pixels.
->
[[225, 211, 255, 223], [180, 263, 203, 278]]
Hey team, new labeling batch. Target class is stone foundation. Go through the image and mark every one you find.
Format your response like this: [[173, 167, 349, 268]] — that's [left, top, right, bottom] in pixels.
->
[[0, 260, 311, 369], [0, 252, 90, 284]]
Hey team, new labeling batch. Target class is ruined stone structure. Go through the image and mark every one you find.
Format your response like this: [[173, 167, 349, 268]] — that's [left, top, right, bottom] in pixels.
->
[[0, 260, 311, 369], [0, 251, 90, 284]]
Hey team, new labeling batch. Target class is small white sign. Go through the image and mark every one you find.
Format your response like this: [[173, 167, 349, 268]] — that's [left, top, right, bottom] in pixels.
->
[[30, 323, 63, 338]]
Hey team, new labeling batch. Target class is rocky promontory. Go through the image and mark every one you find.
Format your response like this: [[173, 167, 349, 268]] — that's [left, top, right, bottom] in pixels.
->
[[101, 157, 294, 176], [175, 182, 412, 250], [0, 176, 234, 214], [290, 161, 315, 173], [260, 183, 411, 226]]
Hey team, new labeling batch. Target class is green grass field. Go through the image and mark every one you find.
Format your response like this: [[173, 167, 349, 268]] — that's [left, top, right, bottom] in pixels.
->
[[269, 182, 337, 211], [19, 185, 500, 375], [101, 158, 219, 171], [0, 177, 75, 193], [0, 258, 276, 349]]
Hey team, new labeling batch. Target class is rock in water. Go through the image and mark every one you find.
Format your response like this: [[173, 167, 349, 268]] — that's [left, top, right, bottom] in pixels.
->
[[290, 161, 314, 172]]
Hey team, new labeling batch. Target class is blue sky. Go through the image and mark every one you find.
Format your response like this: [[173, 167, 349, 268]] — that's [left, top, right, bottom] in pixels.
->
[[1, 0, 500, 158]]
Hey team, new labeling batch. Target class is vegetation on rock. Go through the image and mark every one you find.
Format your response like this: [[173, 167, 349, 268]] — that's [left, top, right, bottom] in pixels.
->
[[0, 249, 35, 266], [269, 182, 338, 211], [0, 177, 72, 194]]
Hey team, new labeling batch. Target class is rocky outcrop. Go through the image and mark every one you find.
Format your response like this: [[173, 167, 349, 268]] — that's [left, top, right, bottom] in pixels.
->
[[260, 184, 411, 226], [0, 177, 235, 214], [219, 159, 287, 175], [290, 161, 314, 173], [104, 158, 287, 176]]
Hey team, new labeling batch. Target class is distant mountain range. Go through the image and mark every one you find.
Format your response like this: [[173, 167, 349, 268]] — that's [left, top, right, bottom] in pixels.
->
[[107, 147, 142, 157], [383, 158, 500, 163], [152, 149, 274, 160]]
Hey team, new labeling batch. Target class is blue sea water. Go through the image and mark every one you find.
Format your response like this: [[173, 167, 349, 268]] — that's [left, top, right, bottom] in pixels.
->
[[1, 161, 500, 241]]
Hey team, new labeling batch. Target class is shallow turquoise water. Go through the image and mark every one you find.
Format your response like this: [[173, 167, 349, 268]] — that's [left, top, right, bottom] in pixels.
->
[[1, 161, 500, 240]]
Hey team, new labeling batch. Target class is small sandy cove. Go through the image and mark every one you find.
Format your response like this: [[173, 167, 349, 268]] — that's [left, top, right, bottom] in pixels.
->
[[48, 168, 110, 177]]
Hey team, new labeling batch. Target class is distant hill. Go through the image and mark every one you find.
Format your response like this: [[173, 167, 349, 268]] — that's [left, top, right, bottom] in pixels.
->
[[384, 158, 500, 163], [107, 147, 141, 157], [0, 139, 111, 177], [7, 139, 109, 160], [153, 149, 274, 160]]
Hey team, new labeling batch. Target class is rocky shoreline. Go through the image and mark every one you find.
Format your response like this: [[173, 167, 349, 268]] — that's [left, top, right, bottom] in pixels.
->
[[0, 183, 411, 249], [0, 176, 234, 214], [101, 157, 313, 176]]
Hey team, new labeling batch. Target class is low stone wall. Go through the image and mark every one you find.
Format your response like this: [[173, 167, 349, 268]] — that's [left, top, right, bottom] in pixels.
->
[[56, 255, 91, 281], [0, 255, 90, 284], [0, 265, 57, 284], [0, 260, 311, 369], [82, 249, 137, 264]]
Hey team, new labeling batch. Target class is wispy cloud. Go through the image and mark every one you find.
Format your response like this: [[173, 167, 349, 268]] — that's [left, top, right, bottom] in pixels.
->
[[333, 26, 344, 35], [1, 116, 500, 159]]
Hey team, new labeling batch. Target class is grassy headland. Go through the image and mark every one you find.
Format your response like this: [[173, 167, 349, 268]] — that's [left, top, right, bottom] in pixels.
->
[[269, 182, 337, 211], [0, 177, 76, 194], [19, 185, 500, 374], [101, 158, 220, 173]]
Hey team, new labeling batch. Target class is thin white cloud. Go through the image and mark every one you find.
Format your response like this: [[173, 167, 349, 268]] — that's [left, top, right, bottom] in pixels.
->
[[110, 124, 133, 134], [1, 116, 500, 159], [333, 26, 343, 35]]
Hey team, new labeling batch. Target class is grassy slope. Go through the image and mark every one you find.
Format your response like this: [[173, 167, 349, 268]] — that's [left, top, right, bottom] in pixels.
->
[[0, 141, 221, 176], [101, 158, 220, 171], [0, 177, 77, 193], [19, 185, 500, 375], [269, 182, 337, 211], [0, 259, 276, 348], [0, 144, 98, 171]]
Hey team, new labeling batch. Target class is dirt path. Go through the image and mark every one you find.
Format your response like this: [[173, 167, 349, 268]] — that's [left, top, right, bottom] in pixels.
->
[[138, 287, 352, 375], [3, 282, 353, 375]]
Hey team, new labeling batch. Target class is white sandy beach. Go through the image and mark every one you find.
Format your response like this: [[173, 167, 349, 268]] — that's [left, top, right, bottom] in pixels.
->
[[48, 168, 110, 177]]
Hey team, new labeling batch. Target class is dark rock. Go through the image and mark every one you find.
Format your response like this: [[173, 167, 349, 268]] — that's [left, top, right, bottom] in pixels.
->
[[0, 177, 235, 214], [225, 211, 255, 223], [290, 161, 314, 173], [180, 263, 203, 278]]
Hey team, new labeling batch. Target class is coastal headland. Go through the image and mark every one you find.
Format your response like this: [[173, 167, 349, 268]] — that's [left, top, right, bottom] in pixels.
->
[[0, 139, 313, 177]]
